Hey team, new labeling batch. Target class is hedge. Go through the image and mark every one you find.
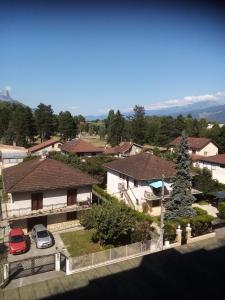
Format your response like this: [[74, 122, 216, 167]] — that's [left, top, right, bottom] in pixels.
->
[[218, 202, 225, 219]]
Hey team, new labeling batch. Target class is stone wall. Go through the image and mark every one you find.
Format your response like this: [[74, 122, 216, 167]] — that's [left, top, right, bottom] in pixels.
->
[[47, 213, 80, 232]]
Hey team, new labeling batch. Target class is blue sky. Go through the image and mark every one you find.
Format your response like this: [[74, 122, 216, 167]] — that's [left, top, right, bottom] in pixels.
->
[[1, 2, 225, 116]]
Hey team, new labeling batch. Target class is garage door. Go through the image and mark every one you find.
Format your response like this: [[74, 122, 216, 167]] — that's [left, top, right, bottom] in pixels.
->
[[27, 216, 47, 232]]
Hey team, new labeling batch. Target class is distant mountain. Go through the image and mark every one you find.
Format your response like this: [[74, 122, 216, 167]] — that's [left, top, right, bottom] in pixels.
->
[[85, 100, 223, 121], [0, 89, 23, 105], [181, 104, 225, 122]]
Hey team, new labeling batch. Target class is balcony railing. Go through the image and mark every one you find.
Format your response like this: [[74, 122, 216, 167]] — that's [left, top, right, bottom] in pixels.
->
[[0, 199, 92, 221]]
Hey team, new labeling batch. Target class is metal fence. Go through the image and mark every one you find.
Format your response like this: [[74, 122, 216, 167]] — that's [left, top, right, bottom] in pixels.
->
[[70, 238, 160, 272]]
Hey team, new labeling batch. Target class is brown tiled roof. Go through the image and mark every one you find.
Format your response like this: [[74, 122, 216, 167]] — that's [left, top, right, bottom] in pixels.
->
[[104, 152, 175, 180], [191, 154, 205, 161], [61, 139, 104, 154], [104, 142, 142, 155], [197, 154, 225, 165], [28, 139, 60, 153], [170, 137, 215, 150], [2, 158, 97, 193], [0, 144, 27, 151]]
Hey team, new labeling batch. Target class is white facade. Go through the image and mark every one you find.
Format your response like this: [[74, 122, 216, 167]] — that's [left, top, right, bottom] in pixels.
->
[[31, 142, 62, 156], [1, 186, 92, 220], [170, 142, 218, 157], [194, 160, 225, 184], [106, 170, 170, 210]]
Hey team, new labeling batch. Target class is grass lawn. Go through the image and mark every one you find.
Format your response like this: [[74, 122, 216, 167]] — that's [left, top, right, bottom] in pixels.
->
[[60, 229, 110, 257], [83, 136, 107, 147]]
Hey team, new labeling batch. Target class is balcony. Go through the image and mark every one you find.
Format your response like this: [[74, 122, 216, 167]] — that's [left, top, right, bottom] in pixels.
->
[[0, 199, 92, 221]]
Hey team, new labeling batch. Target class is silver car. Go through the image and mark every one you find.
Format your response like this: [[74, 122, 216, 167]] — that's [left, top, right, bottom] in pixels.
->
[[32, 224, 53, 249]]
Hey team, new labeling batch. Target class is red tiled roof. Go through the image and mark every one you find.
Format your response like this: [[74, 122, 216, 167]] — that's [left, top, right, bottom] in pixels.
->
[[197, 154, 225, 165], [191, 154, 205, 161], [61, 139, 104, 154], [170, 137, 215, 150], [28, 139, 60, 153], [104, 142, 142, 155], [2, 158, 97, 193], [0, 144, 27, 151], [104, 152, 175, 180]]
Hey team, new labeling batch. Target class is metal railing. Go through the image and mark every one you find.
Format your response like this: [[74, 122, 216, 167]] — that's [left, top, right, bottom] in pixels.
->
[[1, 199, 92, 220], [70, 238, 160, 272]]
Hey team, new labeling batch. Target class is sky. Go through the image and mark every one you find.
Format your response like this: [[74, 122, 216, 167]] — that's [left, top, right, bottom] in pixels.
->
[[1, 1, 225, 116]]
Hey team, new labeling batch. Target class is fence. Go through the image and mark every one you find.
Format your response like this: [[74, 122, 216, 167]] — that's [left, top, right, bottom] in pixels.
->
[[70, 238, 160, 273]]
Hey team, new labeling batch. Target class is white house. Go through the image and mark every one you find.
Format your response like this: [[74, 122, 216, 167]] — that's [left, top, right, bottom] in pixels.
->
[[0, 144, 27, 175], [105, 152, 176, 214], [28, 138, 62, 156], [1, 157, 97, 232], [104, 141, 143, 157], [193, 154, 225, 184], [169, 137, 218, 157]]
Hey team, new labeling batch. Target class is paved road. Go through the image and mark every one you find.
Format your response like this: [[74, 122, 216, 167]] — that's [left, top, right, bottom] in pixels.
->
[[1, 228, 225, 300]]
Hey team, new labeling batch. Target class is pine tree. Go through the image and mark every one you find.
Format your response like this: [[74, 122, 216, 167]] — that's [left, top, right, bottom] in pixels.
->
[[131, 105, 146, 145], [35, 103, 54, 141], [58, 111, 76, 141], [164, 131, 196, 219]]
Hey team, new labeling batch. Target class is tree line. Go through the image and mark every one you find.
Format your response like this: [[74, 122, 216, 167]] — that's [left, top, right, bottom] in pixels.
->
[[0, 101, 85, 146]]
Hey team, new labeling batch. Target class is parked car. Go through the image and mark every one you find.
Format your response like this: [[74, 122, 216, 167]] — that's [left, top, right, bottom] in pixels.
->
[[32, 224, 53, 249], [9, 227, 27, 254]]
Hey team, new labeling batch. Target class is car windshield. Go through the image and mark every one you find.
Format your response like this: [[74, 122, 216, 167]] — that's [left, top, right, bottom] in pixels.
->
[[10, 235, 24, 243], [37, 230, 49, 238]]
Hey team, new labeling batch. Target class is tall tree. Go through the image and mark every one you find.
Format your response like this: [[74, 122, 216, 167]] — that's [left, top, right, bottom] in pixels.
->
[[35, 103, 54, 141], [23, 106, 36, 144], [58, 111, 76, 141], [105, 109, 115, 144], [10, 105, 27, 146], [131, 105, 146, 145], [165, 131, 196, 219]]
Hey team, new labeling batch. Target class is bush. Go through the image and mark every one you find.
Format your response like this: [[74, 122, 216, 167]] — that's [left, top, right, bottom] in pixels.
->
[[218, 202, 225, 219], [164, 221, 177, 243], [193, 207, 208, 216]]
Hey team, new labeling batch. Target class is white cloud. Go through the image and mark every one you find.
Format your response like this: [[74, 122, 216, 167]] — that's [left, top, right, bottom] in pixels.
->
[[69, 106, 80, 111], [145, 91, 225, 110]]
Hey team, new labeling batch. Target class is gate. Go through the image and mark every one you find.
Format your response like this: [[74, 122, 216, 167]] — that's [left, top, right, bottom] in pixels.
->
[[60, 252, 67, 272], [9, 253, 55, 280]]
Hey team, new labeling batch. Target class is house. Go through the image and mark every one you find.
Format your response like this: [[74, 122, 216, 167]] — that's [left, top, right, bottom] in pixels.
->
[[169, 137, 218, 157], [104, 142, 143, 157], [193, 154, 225, 184], [1, 157, 97, 232], [61, 138, 104, 157], [0, 144, 27, 175], [28, 138, 62, 156], [104, 152, 176, 213]]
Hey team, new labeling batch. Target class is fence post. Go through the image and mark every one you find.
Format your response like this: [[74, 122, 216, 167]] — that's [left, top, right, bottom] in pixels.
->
[[55, 252, 61, 271], [176, 225, 182, 246], [66, 257, 70, 275], [91, 253, 94, 266], [186, 223, 192, 244], [3, 263, 9, 281], [109, 248, 112, 261], [125, 245, 128, 257]]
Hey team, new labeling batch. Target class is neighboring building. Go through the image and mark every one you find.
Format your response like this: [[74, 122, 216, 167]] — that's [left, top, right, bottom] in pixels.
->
[[28, 138, 62, 156], [61, 138, 104, 157], [105, 152, 176, 213], [193, 154, 225, 184], [1, 157, 97, 232], [0, 144, 27, 175], [207, 123, 224, 129], [104, 142, 143, 157], [170, 137, 218, 157]]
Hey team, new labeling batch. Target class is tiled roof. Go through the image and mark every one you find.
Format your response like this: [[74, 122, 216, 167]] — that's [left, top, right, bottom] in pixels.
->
[[2, 158, 97, 193], [170, 137, 215, 150], [104, 142, 142, 155], [61, 139, 104, 154], [28, 139, 60, 153], [197, 154, 225, 165], [104, 152, 175, 180]]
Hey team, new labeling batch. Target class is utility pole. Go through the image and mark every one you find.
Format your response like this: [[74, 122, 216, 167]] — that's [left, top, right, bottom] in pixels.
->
[[160, 174, 165, 250]]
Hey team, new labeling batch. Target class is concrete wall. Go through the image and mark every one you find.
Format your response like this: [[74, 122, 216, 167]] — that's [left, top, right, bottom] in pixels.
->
[[194, 160, 225, 184], [129, 145, 143, 156]]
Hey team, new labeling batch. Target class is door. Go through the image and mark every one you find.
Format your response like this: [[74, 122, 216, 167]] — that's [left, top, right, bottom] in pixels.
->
[[67, 190, 77, 206], [31, 193, 43, 210]]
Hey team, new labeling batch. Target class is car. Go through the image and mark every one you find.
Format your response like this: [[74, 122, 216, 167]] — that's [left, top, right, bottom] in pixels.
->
[[9, 227, 27, 254], [32, 224, 53, 249]]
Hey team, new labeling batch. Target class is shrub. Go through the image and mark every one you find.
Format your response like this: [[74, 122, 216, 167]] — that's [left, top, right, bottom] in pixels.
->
[[164, 221, 177, 243], [218, 202, 225, 219], [193, 207, 208, 216], [142, 202, 149, 214]]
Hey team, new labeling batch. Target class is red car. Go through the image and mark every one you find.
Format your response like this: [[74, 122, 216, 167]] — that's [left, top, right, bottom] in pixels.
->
[[9, 228, 27, 254]]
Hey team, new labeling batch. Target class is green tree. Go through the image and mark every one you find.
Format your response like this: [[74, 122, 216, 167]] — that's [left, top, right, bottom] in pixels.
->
[[35, 103, 54, 141], [109, 110, 125, 146], [58, 111, 76, 141], [165, 131, 196, 219], [23, 106, 36, 144], [131, 105, 146, 145]]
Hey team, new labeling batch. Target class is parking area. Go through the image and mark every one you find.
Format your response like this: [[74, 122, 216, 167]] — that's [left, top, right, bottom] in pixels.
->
[[7, 232, 62, 262]]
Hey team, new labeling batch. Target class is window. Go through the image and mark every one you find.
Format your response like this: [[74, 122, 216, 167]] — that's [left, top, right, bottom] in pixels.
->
[[52, 144, 54, 148], [67, 212, 77, 221], [211, 164, 217, 170], [134, 180, 138, 187], [204, 151, 208, 156]]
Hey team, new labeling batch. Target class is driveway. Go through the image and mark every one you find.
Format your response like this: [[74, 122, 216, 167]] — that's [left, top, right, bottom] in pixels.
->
[[8, 232, 62, 262]]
